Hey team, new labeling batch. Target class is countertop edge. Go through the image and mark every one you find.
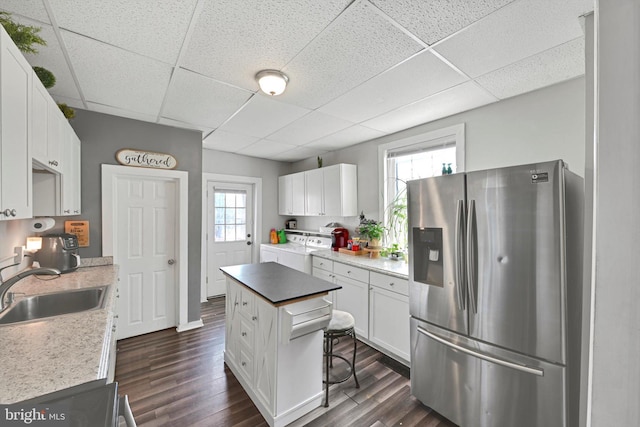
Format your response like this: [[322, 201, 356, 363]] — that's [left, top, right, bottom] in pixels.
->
[[311, 250, 409, 280]]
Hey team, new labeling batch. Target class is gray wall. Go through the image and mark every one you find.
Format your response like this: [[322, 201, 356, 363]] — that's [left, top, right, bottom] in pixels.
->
[[69, 109, 203, 322], [201, 149, 290, 244], [291, 77, 586, 234], [589, 1, 640, 425]]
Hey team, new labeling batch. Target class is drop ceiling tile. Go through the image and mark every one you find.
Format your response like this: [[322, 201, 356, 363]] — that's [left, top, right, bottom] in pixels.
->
[[181, 0, 352, 91], [370, 0, 514, 45], [157, 117, 213, 135], [162, 68, 252, 129], [304, 125, 386, 151], [17, 20, 80, 100], [318, 51, 467, 123], [218, 94, 310, 139], [85, 102, 159, 123], [0, 1, 50, 24], [282, 1, 424, 110], [49, 0, 198, 64], [267, 111, 354, 145], [434, 0, 593, 78], [270, 146, 329, 162], [476, 37, 585, 100], [202, 130, 259, 152], [62, 31, 172, 117], [362, 81, 497, 133], [237, 140, 296, 159]]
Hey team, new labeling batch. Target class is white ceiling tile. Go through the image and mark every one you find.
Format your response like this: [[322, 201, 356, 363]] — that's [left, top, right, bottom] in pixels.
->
[[267, 111, 354, 145], [304, 125, 386, 151], [237, 140, 296, 159], [476, 37, 585, 100], [281, 1, 424, 109], [17, 20, 80, 100], [370, 0, 515, 45], [62, 31, 172, 116], [318, 51, 467, 123], [157, 117, 213, 135], [202, 130, 259, 152], [362, 81, 497, 133], [218, 94, 310, 139], [433, 0, 592, 78], [0, 1, 50, 24], [181, 0, 352, 91], [270, 146, 329, 162], [85, 102, 158, 123], [162, 68, 252, 128], [49, 0, 198, 64]]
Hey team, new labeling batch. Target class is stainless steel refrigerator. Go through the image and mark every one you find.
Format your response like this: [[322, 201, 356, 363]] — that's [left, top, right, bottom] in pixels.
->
[[407, 160, 583, 427]]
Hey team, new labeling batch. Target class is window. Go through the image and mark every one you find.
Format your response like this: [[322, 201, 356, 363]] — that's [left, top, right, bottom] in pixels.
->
[[378, 124, 465, 250], [214, 190, 247, 242]]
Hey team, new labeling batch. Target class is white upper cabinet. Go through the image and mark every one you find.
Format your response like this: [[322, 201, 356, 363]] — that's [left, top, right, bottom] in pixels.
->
[[304, 164, 357, 217], [0, 27, 32, 220], [279, 163, 357, 217], [61, 131, 81, 215]]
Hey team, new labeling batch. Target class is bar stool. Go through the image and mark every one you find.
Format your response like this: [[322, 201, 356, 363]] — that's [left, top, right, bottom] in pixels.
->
[[323, 309, 360, 407]]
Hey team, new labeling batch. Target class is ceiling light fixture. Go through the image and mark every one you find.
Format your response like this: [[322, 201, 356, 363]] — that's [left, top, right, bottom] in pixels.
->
[[256, 70, 289, 96]]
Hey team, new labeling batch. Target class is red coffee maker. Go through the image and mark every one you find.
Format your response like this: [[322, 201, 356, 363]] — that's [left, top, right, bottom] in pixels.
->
[[331, 228, 349, 251]]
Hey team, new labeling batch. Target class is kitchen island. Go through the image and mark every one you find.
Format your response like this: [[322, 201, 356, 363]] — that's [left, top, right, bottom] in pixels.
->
[[220, 262, 340, 427]]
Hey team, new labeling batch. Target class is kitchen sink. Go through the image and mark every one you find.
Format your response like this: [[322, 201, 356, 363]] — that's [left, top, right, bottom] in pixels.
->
[[0, 286, 107, 325]]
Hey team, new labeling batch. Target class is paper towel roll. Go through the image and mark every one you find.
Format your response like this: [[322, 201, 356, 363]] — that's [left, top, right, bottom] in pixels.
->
[[30, 218, 55, 232]]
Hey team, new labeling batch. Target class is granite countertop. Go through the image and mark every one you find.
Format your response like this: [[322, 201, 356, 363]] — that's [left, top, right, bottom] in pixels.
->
[[311, 249, 409, 279], [0, 264, 119, 404], [221, 262, 341, 305]]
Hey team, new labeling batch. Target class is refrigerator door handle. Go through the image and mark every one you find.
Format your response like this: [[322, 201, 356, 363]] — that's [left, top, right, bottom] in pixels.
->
[[416, 326, 544, 376], [454, 199, 466, 311], [466, 199, 478, 314]]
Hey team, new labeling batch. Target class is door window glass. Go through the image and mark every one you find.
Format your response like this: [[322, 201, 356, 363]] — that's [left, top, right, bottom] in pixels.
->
[[214, 190, 247, 242]]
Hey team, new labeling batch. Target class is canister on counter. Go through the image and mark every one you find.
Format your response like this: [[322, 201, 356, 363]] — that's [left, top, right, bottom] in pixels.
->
[[347, 239, 353, 250]]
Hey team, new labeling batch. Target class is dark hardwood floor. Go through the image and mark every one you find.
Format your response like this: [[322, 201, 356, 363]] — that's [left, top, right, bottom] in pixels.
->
[[115, 297, 456, 427]]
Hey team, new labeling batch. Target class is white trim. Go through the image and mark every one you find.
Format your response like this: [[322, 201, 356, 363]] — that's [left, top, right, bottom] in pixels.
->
[[377, 123, 465, 235], [201, 173, 263, 302], [176, 319, 204, 333], [101, 164, 191, 333]]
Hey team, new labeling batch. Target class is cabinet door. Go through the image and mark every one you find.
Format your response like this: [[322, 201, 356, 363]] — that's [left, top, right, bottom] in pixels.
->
[[322, 165, 342, 216], [254, 297, 277, 413], [31, 79, 49, 164], [312, 267, 336, 305], [369, 285, 410, 362], [46, 99, 63, 172], [278, 175, 291, 215], [305, 168, 323, 216], [225, 281, 241, 362], [334, 274, 369, 338], [0, 28, 32, 220], [290, 172, 305, 215], [61, 130, 81, 215]]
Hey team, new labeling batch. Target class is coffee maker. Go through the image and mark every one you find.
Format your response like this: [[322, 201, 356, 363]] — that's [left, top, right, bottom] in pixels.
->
[[331, 228, 349, 251], [34, 233, 81, 273]]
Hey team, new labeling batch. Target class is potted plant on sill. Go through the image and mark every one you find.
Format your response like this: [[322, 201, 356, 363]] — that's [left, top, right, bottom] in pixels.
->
[[358, 221, 386, 249]]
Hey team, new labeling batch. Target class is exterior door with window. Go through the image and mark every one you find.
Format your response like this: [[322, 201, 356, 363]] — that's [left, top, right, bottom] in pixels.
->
[[207, 182, 253, 296]]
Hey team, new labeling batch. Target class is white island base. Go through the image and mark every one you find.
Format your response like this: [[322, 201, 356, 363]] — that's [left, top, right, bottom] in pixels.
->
[[222, 264, 339, 427]]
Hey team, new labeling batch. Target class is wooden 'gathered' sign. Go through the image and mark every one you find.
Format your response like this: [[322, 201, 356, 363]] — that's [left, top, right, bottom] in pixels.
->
[[116, 149, 177, 169]]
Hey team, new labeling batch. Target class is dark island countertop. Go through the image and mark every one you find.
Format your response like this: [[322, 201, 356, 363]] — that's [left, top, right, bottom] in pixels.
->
[[220, 262, 341, 306]]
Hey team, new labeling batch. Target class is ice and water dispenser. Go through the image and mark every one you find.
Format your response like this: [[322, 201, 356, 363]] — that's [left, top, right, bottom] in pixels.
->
[[412, 227, 444, 287]]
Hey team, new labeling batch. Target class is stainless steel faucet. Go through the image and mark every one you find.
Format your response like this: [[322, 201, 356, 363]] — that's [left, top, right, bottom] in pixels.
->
[[0, 265, 61, 311]]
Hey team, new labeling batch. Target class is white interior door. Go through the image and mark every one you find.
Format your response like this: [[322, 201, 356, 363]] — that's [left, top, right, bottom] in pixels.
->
[[115, 175, 177, 339], [207, 181, 254, 297]]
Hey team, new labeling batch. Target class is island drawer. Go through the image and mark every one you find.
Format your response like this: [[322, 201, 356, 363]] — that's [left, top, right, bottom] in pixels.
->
[[370, 271, 409, 296], [333, 262, 369, 283]]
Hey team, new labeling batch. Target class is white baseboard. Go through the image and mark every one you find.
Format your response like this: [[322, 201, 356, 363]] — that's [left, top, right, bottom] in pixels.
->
[[176, 319, 204, 332]]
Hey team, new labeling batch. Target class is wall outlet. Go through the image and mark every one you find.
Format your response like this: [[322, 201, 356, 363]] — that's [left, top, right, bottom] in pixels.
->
[[14, 246, 25, 264]]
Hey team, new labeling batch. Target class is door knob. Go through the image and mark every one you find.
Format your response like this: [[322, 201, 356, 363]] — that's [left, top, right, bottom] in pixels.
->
[[246, 241, 252, 245], [168, 259, 175, 265]]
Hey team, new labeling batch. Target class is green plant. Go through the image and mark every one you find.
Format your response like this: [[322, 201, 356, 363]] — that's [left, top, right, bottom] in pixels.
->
[[33, 66, 56, 88], [358, 221, 385, 241], [58, 103, 75, 119], [0, 11, 46, 54], [383, 179, 408, 251]]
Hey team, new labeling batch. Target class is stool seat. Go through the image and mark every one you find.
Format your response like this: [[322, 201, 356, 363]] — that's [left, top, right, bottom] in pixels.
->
[[327, 310, 355, 331], [323, 309, 359, 407]]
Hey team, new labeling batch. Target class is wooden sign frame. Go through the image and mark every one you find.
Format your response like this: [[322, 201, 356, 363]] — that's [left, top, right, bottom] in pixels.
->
[[116, 149, 177, 169]]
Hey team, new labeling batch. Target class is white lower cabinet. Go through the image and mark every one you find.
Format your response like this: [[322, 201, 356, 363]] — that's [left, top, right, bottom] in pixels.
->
[[254, 297, 277, 413], [312, 256, 411, 365]]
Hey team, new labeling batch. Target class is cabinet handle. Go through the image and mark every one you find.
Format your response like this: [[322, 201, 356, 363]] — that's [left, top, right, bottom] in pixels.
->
[[389, 282, 395, 286], [241, 361, 246, 367], [241, 332, 247, 337], [234, 302, 239, 306], [64, 210, 70, 214], [252, 316, 257, 321], [242, 301, 248, 306], [74, 210, 79, 214]]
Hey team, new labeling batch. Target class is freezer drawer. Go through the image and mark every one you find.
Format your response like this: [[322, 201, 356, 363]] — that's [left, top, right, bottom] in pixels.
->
[[410, 318, 567, 427]]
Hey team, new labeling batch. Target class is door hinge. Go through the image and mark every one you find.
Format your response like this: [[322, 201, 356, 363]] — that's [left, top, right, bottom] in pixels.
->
[[206, 277, 208, 284]]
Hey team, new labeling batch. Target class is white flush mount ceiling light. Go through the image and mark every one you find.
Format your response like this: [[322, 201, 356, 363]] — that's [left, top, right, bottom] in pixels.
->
[[256, 70, 289, 96]]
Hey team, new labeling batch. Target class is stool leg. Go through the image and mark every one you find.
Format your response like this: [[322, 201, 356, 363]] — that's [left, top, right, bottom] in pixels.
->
[[351, 329, 360, 389], [324, 334, 330, 407]]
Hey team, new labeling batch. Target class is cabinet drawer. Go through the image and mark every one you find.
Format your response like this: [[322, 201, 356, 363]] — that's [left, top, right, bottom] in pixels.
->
[[334, 262, 369, 283], [239, 315, 254, 349], [312, 267, 334, 283], [370, 271, 409, 296], [240, 288, 255, 317], [312, 256, 333, 272], [239, 345, 254, 383]]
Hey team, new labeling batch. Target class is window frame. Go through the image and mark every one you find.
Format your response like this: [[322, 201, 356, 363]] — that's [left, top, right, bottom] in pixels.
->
[[377, 123, 466, 247]]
